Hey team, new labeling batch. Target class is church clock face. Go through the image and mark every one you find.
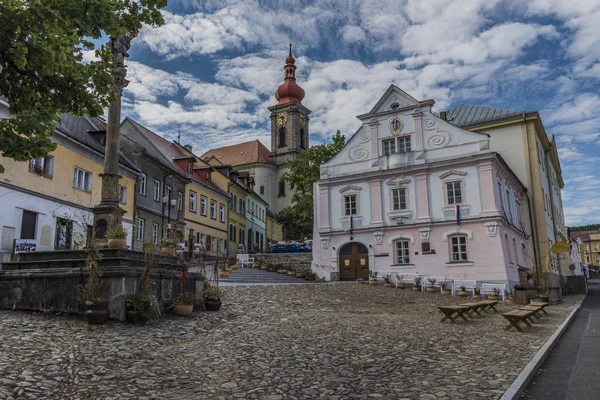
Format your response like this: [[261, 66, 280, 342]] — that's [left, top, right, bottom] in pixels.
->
[[276, 112, 288, 127]]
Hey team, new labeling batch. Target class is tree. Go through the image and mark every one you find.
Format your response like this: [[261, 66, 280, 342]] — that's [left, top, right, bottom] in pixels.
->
[[278, 130, 346, 239], [0, 0, 167, 173]]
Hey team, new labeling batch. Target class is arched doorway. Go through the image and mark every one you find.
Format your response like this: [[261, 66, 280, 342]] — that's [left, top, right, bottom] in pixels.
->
[[339, 242, 369, 281]]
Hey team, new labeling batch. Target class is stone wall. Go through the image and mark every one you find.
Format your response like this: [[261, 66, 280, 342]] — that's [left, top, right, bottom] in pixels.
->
[[252, 253, 312, 271]]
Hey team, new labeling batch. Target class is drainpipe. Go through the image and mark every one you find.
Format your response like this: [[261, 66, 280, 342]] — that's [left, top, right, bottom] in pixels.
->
[[161, 172, 172, 239], [132, 176, 138, 251], [523, 114, 541, 281]]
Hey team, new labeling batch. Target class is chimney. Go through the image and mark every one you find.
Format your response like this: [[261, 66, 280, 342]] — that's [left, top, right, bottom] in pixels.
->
[[184, 144, 193, 152], [439, 111, 447, 121]]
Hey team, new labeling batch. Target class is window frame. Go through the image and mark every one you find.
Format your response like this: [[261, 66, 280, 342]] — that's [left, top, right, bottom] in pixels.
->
[[397, 136, 412, 153], [152, 222, 159, 245], [219, 203, 226, 222], [449, 235, 468, 261], [136, 218, 145, 242], [73, 167, 92, 192], [445, 180, 464, 206], [177, 191, 183, 211], [153, 179, 161, 202], [119, 186, 127, 205], [391, 187, 408, 211], [189, 190, 197, 213], [29, 156, 54, 178], [382, 138, 396, 155], [139, 173, 147, 195], [20, 210, 37, 239], [394, 240, 410, 265], [200, 195, 207, 216], [210, 200, 217, 220], [343, 194, 358, 216]]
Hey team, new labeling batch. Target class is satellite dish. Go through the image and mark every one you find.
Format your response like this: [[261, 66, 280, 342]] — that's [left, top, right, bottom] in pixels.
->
[[551, 242, 572, 255]]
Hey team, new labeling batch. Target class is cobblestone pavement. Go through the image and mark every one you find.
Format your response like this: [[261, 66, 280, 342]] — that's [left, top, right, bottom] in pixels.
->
[[0, 284, 570, 400]]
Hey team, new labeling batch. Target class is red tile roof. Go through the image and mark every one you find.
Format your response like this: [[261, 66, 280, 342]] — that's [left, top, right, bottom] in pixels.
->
[[201, 140, 272, 167]]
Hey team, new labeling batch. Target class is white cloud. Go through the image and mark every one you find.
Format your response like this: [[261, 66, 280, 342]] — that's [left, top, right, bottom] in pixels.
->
[[341, 26, 366, 43]]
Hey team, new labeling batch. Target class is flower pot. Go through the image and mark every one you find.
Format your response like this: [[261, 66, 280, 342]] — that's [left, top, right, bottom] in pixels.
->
[[413, 286, 421, 292], [126, 310, 149, 324], [504, 299, 514, 304], [219, 271, 230, 278], [426, 287, 436, 293], [356, 278, 364, 284], [204, 299, 222, 311], [397, 283, 406, 289], [173, 303, 193, 317], [107, 238, 127, 249], [472, 295, 482, 300], [488, 295, 499, 301], [84, 304, 110, 325], [296, 273, 304, 278], [232, 264, 240, 270], [287, 271, 295, 276], [161, 246, 177, 256], [384, 283, 394, 288], [369, 279, 378, 286], [441, 290, 451, 295], [458, 291, 469, 297], [261, 265, 268, 270]]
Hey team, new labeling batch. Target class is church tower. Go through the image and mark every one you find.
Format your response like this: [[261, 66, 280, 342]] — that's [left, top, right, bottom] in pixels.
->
[[269, 44, 311, 166]]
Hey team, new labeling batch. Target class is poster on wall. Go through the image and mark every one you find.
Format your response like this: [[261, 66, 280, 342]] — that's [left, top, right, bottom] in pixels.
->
[[15, 240, 37, 253]]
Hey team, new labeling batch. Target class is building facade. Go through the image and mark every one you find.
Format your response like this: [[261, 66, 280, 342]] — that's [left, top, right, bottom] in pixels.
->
[[0, 105, 138, 260], [312, 86, 532, 290], [267, 211, 283, 247]]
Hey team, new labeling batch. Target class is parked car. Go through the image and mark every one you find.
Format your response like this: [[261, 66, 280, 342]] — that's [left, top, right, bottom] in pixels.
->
[[272, 242, 302, 253]]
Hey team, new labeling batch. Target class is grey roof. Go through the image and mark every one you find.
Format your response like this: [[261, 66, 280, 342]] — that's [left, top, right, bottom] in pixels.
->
[[445, 104, 523, 127], [55, 114, 139, 172]]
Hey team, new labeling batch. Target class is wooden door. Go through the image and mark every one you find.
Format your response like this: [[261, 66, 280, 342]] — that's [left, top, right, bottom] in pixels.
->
[[339, 242, 369, 280]]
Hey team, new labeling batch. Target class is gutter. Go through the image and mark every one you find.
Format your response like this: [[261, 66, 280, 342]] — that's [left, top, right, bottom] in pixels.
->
[[524, 114, 541, 277]]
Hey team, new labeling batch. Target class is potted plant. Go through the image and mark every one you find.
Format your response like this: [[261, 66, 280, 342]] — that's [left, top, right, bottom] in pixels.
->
[[397, 274, 406, 289], [161, 237, 178, 256], [126, 253, 158, 324], [287, 268, 296, 276], [77, 248, 110, 325], [426, 278, 437, 293], [383, 274, 394, 288], [440, 281, 451, 295], [304, 270, 316, 281], [173, 263, 195, 317], [413, 276, 422, 291], [369, 271, 378, 285], [296, 271, 305, 278], [356, 277, 365, 284], [472, 288, 482, 300], [504, 290, 514, 304], [204, 284, 223, 311], [458, 285, 469, 297], [106, 224, 128, 249], [219, 265, 230, 278], [488, 287, 500, 301]]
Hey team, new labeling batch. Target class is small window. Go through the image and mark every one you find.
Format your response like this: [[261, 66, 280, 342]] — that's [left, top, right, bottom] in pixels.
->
[[300, 128, 305, 149], [446, 181, 462, 205], [383, 139, 396, 155], [398, 136, 411, 153], [395, 240, 410, 264], [239, 198, 243, 215], [153, 179, 161, 201], [152, 223, 159, 245], [165, 185, 172, 201], [210, 200, 217, 219], [219, 203, 225, 222], [391, 188, 407, 211], [29, 156, 54, 178], [232, 194, 237, 211], [450, 236, 468, 261], [119, 186, 127, 205], [20, 210, 37, 239], [177, 191, 183, 211], [73, 167, 92, 191], [278, 180, 286, 197], [200, 196, 207, 216], [189, 191, 197, 212], [139, 173, 147, 195], [344, 194, 357, 216], [136, 218, 145, 241], [260, 186, 265, 195], [278, 127, 286, 148], [422, 242, 431, 253]]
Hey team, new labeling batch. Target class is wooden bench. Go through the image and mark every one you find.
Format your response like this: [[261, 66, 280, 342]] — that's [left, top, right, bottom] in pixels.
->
[[480, 300, 499, 313], [519, 305, 544, 321], [502, 309, 535, 332], [438, 305, 471, 323], [452, 280, 477, 296], [529, 301, 549, 314]]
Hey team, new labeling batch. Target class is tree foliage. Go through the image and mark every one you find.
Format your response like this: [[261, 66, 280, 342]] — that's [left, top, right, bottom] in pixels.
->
[[569, 224, 600, 233], [278, 130, 346, 239], [0, 0, 167, 172]]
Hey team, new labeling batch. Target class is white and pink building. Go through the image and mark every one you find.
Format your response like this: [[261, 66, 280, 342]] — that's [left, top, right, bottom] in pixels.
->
[[312, 86, 532, 290]]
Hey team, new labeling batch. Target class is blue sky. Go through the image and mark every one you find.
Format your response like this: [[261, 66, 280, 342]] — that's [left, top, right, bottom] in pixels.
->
[[104, 0, 600, 226]]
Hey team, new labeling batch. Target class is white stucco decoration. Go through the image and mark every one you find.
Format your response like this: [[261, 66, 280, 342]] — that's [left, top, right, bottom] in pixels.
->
[[442, 228, 473, 241], [387, 233, 415, 245], [321, 237, 329, 249], [373, 231, 384, 245], [386, 176, 411, 186], [339, 185, 363, 193], [439, 170, 467, 179], [419, 227, 431, 242], [484, 221, 499, 237], [348, 145, 369, 161]]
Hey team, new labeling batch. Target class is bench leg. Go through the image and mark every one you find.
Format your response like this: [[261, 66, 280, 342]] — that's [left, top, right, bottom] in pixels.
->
[[457, 310, 469, 321], [523, 317, 532, 327], [441, 311, 458, 323], [488, 304, 498, 313], [505, 318, 523, 332], [540, 308, 548, 315]]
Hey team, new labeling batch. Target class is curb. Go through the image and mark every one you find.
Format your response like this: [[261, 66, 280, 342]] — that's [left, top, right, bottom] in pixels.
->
[[500, 301, 583, 400]]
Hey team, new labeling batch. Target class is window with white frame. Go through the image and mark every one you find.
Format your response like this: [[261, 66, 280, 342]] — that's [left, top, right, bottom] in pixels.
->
[[383, 139, 396, 155], [232, 194, 237, 212], [344, 194, 357, 216], [73, 167, 92, 191], [398, 136, 411, 153], [200, 196, 207, 215], [153, 179, 160, 201], [395, 240, 410, 264], [219, 203, 225, 222], [210, 200, 217, 219], [136, 218, 145, 241], [119, 186, 127, 204], [177, 191, 183, 211], [166, 185, 172, 201], [139, 173, 147, 195], [29, 156, 54, 178], [446, 181, 462, 205], [498, 181, 504, 211], [450, 235, 468, 261], [506, 189, 513, 222], [189, 191, 197, 212], [391, 188, 407, 211], [152, 222, 159, 244]]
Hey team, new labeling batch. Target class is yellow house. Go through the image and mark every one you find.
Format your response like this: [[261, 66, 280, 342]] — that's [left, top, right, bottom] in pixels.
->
[[267, 212, 283, 246], [0, 112, 138, 254], [444, 106, 567, 284]]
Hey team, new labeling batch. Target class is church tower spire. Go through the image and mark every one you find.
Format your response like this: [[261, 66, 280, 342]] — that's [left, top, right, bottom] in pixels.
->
[[269, 43, 311, 166]]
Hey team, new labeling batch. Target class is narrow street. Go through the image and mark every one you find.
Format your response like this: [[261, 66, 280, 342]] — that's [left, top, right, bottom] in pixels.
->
[[521, 279, 600, 399]]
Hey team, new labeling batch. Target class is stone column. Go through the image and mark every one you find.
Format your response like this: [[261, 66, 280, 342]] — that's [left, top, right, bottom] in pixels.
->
[[318, 185, 331, 232], [369, 118, 379, 159], [412, 111, 424, 151], [479, 161, 499, 217], [92, 32, 135, 237], [369, 178, 384, 227], [415, 172, 431, 222]]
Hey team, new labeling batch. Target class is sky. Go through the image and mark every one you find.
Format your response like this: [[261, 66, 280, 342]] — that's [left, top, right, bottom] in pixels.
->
[[109, 0, 600, 226]]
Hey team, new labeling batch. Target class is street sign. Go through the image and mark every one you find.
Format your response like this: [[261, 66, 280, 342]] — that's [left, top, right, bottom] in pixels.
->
[[551, 242, 572, 254]]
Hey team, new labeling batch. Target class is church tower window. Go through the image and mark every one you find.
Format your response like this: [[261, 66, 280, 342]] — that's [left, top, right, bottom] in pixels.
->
[[278, 180, 286, 197], [300, 128, 305, 149], [278, 127, 286, 148]]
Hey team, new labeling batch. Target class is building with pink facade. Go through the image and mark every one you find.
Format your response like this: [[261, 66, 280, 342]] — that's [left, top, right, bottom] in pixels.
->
[[312, 86, 532, 290]]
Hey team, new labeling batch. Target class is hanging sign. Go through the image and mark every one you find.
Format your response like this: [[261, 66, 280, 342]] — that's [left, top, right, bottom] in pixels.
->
[[344, 259, 350, 267]]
